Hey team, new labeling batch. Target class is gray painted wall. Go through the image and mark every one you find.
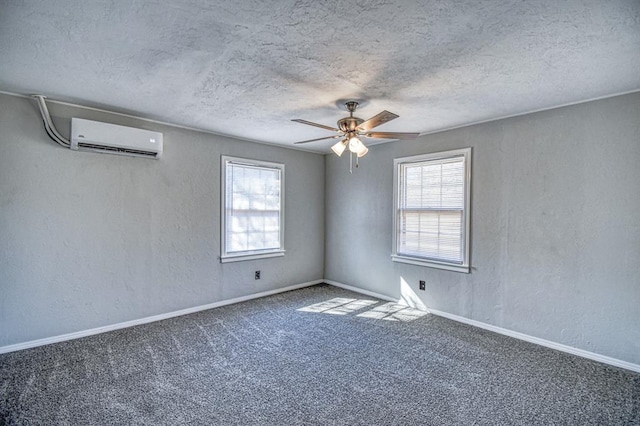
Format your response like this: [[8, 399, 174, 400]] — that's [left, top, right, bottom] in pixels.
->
[[2, 90, 639, 367], [0, 93, 325, 347], [325, 92, 640, 365]]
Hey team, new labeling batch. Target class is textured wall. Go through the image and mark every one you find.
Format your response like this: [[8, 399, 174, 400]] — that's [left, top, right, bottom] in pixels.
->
[[325, 92, 640, 365], [0, 93, 325, 347]]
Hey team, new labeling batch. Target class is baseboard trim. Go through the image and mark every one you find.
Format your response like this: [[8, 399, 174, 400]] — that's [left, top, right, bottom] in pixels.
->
[[0, 280, 323, 355], [428, 308, 640, 373], [324, 280, 640, 374], [4, 279, 639, 374]]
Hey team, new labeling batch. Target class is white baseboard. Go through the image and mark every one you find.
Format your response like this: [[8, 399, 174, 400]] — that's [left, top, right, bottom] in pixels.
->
[[427, 308, 640, 374], [4, 279, 639, 374], [0, 280, 322, 355], [324, 280, 640, 374]]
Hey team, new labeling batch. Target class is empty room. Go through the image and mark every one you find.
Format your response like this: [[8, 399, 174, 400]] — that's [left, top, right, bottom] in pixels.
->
[[1, 1, 639, 424]]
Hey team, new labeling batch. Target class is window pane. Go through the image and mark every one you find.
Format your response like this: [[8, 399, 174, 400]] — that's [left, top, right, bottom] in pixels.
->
[[223, 159, 283, 257], [398, 210, 462, 262], [264, 215, 279, 232], [402, 158, 464, 210], [395, 149, 469, 268], [247, 231, 264, 250], [229, 232, 247, 252], [263, 231, 280, 249]]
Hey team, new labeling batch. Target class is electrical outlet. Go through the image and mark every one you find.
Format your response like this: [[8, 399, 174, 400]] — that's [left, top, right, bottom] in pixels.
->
[[419, 280, 426, 291], [255, 270, 261, 280]]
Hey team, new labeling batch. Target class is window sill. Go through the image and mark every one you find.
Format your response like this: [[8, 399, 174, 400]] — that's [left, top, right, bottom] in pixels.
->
[[220, 250, 285, 263], [391, 255, 470, 274]]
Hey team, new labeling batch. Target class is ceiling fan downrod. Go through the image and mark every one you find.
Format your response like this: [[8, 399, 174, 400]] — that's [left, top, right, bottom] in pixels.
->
[[337, 102, 364, 133], [345, 101, 359, 116]]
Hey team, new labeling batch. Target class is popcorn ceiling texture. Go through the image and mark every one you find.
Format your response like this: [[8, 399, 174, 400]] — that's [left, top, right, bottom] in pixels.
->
[[1, 0, 639, 151]]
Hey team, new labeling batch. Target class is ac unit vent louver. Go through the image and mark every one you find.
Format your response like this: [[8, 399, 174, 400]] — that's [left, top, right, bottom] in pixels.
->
[[71, 118, 163, 159]]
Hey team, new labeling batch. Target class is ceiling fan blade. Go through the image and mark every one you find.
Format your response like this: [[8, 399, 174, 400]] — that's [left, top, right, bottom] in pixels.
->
[[363, 132, 420, 139], [294, 135, 342, 144], [292, 119, 340, 132], [357, 111, 399, 131]]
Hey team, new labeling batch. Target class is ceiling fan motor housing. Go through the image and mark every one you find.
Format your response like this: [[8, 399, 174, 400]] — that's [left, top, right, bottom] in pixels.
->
[[337, 116, 364, 132]]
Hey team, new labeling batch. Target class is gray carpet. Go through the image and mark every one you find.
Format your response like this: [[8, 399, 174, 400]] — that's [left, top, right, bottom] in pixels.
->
[[1, 283, 639, 425]]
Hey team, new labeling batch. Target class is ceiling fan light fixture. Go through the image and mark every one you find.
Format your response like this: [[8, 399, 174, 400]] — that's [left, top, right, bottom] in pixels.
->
[[291, 101, 418, 169], [348, 135, 362, 151], [331, 139, 347, 157], [348, 136, 368, 156]]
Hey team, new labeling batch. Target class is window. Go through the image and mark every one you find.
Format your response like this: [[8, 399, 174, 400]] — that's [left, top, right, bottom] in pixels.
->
[[392, 148, 471, 273], [221, 156, 285, 263]]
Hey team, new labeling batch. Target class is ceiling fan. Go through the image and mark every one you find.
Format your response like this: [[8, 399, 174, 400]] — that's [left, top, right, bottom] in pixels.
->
[[292, 101, 420, 160]]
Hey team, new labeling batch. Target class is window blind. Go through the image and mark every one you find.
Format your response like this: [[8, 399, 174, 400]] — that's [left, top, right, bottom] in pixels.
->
[[398, 156, 466, 263]]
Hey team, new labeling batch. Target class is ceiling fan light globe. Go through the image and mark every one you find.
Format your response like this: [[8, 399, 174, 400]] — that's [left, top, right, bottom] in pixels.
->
[[357, 145, 369, 157], [348, 136, 363, 153], [331, 140, 347, 157]]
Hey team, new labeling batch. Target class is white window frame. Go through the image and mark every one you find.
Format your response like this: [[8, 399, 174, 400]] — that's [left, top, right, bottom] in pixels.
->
[[220, 156, 285, 263], [392, 148, 471, 273]]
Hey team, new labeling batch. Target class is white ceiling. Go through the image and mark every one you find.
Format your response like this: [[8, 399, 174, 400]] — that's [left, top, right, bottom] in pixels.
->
[[1, 0, 639, 153]]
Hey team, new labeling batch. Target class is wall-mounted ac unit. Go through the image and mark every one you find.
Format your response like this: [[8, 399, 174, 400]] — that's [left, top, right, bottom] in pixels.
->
[[70, 118, 163, 159]]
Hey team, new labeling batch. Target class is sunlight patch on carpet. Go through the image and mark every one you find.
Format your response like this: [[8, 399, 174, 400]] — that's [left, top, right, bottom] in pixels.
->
[[297, 297, 378, 315], [298, 299, 428, 322], [356, 302, 428, 322]]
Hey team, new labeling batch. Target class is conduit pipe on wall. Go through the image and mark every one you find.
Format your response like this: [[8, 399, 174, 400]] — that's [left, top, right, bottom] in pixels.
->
[[32, 95, 70, 148]]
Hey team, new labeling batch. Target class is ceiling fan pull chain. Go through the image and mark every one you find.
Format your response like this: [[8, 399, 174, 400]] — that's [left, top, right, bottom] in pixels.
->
[[356, 155, 359, 168], [350, 152, 353, 174]]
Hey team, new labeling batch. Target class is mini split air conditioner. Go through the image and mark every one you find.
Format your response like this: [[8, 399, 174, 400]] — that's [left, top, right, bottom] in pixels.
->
[[70, 118, 163, 159]]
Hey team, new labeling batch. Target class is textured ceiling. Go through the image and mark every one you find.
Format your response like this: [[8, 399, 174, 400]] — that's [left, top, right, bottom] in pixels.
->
[[1, 0, 639, 152]]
